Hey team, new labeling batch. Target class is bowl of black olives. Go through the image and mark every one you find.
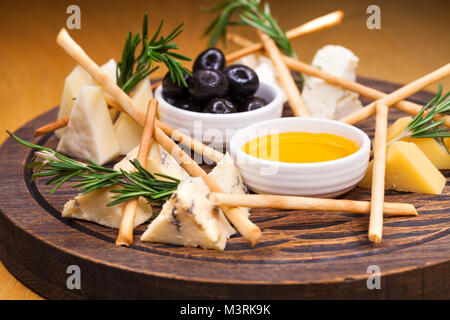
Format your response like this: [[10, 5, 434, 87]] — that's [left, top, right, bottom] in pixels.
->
[[155, 48, 284, 147]]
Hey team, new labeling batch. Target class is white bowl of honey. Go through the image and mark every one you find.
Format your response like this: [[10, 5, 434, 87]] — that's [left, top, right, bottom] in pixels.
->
[[229, 117, 371, 197]]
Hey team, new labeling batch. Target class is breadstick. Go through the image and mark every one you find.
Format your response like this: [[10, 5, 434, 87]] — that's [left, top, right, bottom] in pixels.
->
[[116, 99, 158, 247], [153, 126, 261, 246], [341, 64, 450, 125], [256, 29, 309, 117], [369, 102, 389, 243], [225, 10, 343, 62], [228, 34, 450, 127], [209, 193, 417, 216], [55, 28, 224, 164]]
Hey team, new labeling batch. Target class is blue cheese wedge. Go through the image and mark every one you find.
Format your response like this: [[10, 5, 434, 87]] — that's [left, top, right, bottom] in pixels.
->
[[114, 78, 153, 154], [141, 177, 235, 250], [114, 141, 189, 180], [62, 187, 152, 229], [302, 45, 363, 119], [208, 153, 249, 217], [57, 86, 121, 165]]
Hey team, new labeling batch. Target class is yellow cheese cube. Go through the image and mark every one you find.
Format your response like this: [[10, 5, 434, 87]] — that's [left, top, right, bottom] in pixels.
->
[[386, 116, 450, 169], [359, 141, 446, 194], [444, 138, 450, 153]]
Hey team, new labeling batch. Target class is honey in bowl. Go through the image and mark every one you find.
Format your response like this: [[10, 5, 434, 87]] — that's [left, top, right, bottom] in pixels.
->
[[243, 132, 360, 163]]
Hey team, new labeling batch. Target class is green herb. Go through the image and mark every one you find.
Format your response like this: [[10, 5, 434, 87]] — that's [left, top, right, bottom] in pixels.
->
[[387, 85, 450, 149], [8, 131, 179, 206], [203, 0, 296, 58], [117, 13, 192, 93]]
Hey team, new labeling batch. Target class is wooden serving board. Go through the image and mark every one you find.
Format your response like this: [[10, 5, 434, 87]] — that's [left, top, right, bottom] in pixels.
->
[[0, 78, 448, 299]]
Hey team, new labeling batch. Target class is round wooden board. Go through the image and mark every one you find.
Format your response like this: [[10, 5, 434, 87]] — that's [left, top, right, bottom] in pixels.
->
[[0, 78, 448, 299]]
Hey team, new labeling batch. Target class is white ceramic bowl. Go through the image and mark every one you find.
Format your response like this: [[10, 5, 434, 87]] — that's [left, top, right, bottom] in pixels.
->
[[155, 81, 284, 149], [229, 117, 371, 198]]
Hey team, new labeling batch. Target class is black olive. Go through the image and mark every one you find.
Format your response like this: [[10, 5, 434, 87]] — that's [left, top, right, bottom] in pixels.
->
[[174, 98, 202, 113], [162, 94, 202, 112], [193, 48, 226, 72], [162, 72, 189, 99], [238, 96, 267, 112], [188, 69, 229, 102], [203, 98, 237, 114], [223, 64, 259, 99]]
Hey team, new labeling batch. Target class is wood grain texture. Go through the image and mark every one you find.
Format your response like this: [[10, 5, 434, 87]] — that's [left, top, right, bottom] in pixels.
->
[[0, 0, 449, 300], [0, 79, 448, 299]]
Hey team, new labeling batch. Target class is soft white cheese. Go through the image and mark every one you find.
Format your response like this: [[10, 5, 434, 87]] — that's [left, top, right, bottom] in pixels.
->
[[57, 86, 121, 165], [62, 186, 152, 229], [208, 153, 249, 217], [56, 65, 95, 137], [114, 141, 189, 180], [114, 78, 153, 154], [141, 177, 235, 250], [303, 45, 363, 119]]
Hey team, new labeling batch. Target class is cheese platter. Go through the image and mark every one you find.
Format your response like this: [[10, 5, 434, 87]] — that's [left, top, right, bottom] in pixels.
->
[[0, 2, 449, 299]]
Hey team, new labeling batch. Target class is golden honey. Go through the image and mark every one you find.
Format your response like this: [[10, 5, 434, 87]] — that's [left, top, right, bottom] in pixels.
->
[[243, 132, 360, 163]]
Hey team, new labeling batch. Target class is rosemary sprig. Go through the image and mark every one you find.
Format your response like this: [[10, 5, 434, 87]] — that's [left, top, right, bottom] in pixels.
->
[[8, 131, 179, 206], [203, 0, 296, 58], [117, 13, 192, 93], [387, 85, 450, 148]]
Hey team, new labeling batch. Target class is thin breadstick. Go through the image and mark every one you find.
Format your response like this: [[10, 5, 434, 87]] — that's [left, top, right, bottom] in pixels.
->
[[228, 34, 450, 127], [369, 102, 389, 243], [116, 99, 158, 247], [153, 126, 261, 246], [209, 193, 418, 216], [341, 64, 450, 125], [151, 80, 162, 91], [225, 10, 343, 63], [256, 29, 309, 117], [55, 28, 224, 164], [34, 118, 69, 137]]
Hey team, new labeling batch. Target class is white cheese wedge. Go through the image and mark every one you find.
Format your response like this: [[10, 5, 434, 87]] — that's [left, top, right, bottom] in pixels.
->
[[56, 65, 95, 137], [100, 58, 117, 84], [303, 45, 363, 119], [141, 177, 235, 250], [62, 187, 152, 229], [208, 153, 249, 217], [114, 78, 153, 154], [57, 86, 121, 165], [114, 142, 189, 180]]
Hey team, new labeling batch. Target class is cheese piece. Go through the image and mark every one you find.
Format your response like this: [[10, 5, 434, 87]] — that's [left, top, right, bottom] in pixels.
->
[[445, 138, 450, 152], [100, 59, 117, 84], [303, 45, 363, 119], [359, 141, 446, 194], [62, 187, 152, 228], [386, 116, 450, 169], [114, 78, 153, 154], [208, 153, 249, 217], [56, 65, 95, 137], [141, 177, 235, 250], [57, 86, 121, 165], [114, 142, 189, 180]]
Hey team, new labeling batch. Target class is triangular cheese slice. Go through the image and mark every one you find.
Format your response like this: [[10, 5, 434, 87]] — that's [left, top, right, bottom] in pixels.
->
[[114, 78, 153, 154], [141, 177, 235, 250], [57, 86, 120, 165], [209, 153, 250, 217], [114, 141, 189, 180], [62, 186, 152, 228], [56, 65, 94, 137]]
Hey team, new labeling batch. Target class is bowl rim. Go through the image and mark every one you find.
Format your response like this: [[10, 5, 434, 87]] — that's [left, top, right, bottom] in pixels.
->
[[229, 117, 371, 169], [155, 80, 284, 119]]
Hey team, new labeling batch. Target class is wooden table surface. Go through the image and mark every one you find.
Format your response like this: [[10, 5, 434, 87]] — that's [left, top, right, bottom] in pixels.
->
[[0, 0, 448, 300]]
